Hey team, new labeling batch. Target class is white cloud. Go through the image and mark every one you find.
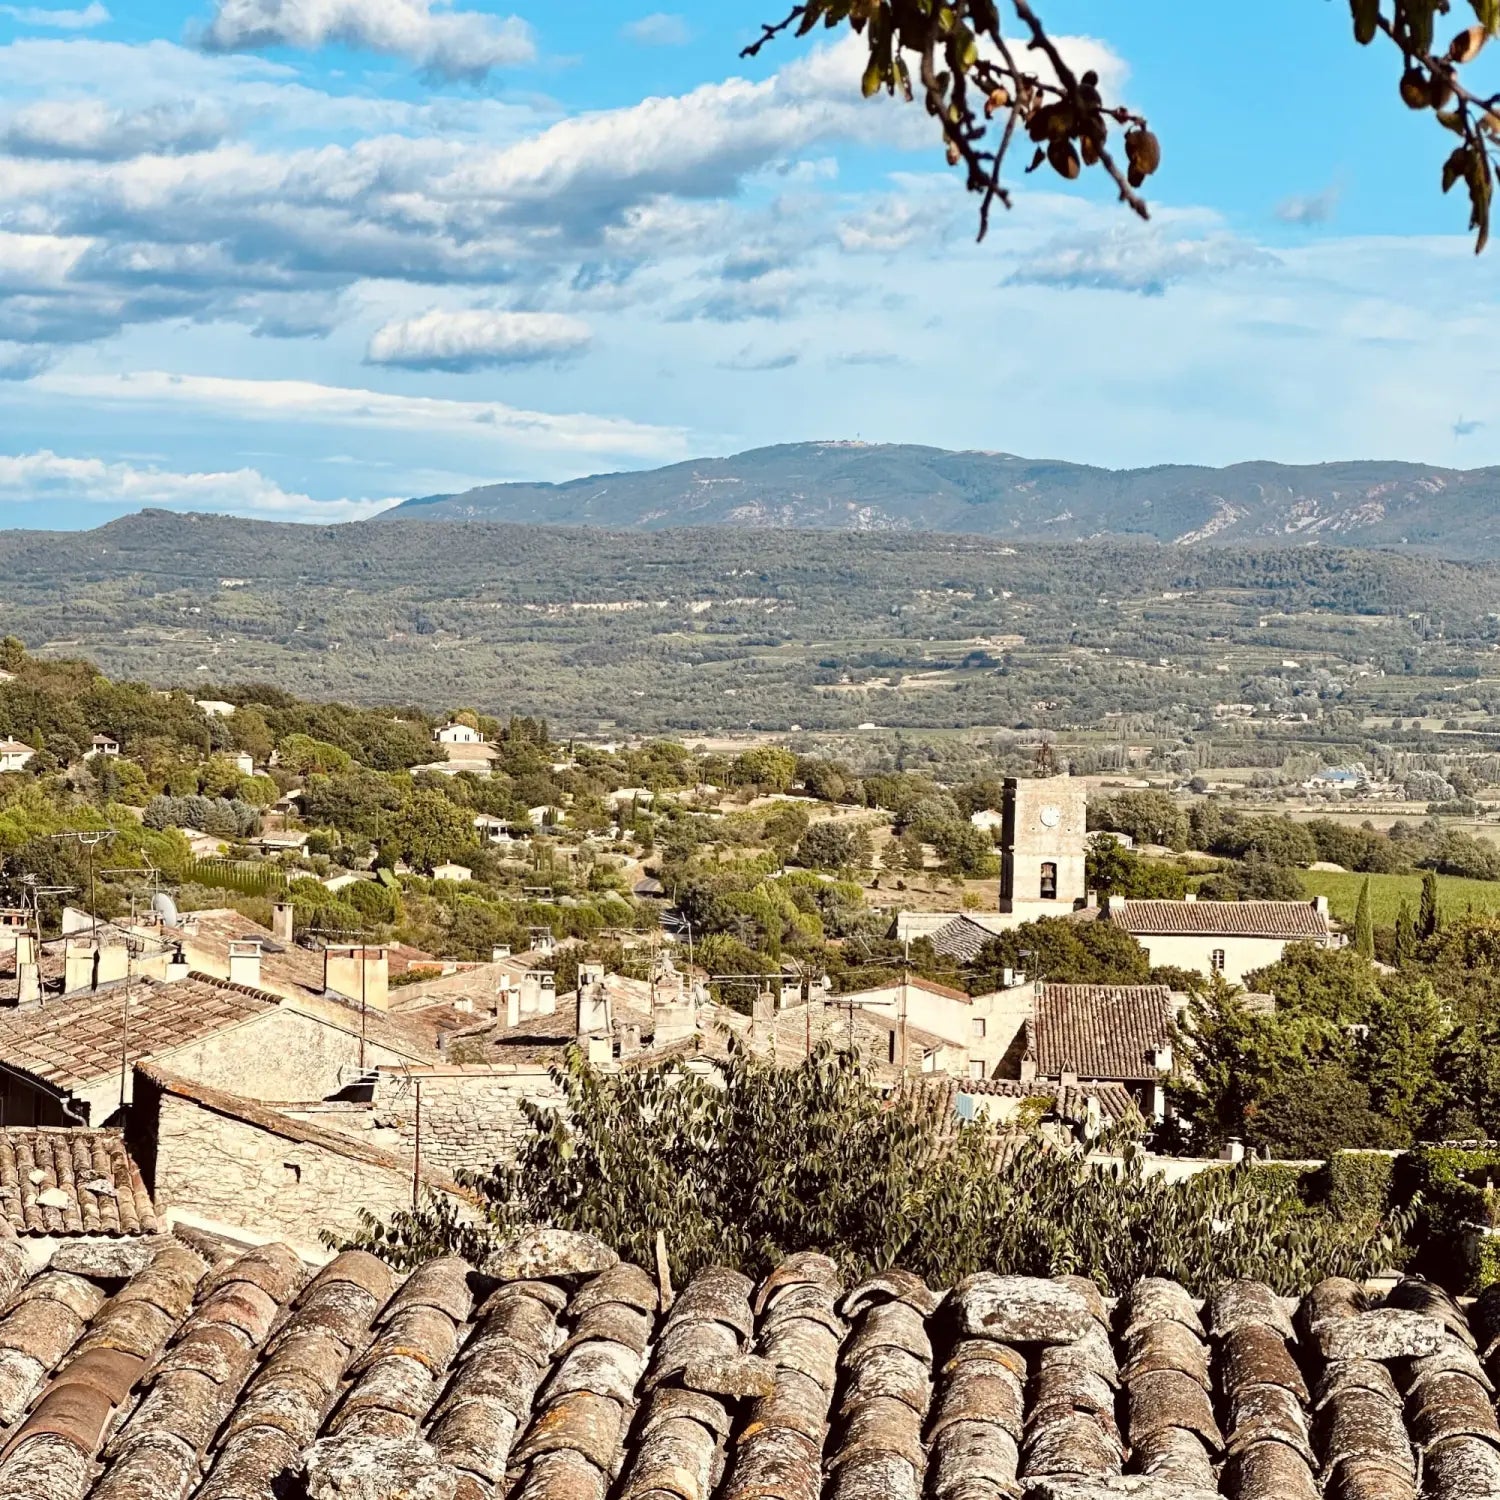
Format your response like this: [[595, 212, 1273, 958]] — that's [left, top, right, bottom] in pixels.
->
[[200, 0, 536, 81], [1275, 184, 1341, 226], [36, 371, 689, 459], [0, 341, 50, 378], [1007, 222, 1275, 295], [623, 13, 690, 47], [0, 449, 398, 519], [366, 308, 592, 370], [0, 2, 108, 30], [1, 99, 225, 158]]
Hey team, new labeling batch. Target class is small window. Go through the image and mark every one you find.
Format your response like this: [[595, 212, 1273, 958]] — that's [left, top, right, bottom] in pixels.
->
[[283, 1162, 301, 1184], [1039, 862, 1058, 900], [1210, 949, 1227, 973], [969, 1059, 986, 1081], [888, 1034, 898, 1065], [971, 1017, 986, 1039]]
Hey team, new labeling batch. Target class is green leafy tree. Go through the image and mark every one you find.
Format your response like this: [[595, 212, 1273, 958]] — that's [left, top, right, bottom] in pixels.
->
[[731, 746, 797, 793], [1354, 878, 1376, 959], [795, 820, 873, 872], [970, 917, 1149, 988], [390, 788, 473, 871]]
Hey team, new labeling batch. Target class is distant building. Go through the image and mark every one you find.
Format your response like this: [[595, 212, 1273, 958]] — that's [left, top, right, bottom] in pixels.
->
[[86, 734, 120, 758], [232, 750, 255, 776], [1102, 896, 1338, 984], [432, 862, 472, 883], [0, 740, 34, 773], [195, 700, 236, 718], [434, 722, 483, 745], [998, 774, 1088, 916]]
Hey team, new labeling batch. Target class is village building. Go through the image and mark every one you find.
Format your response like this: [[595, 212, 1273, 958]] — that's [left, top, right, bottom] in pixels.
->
[[231, 750, 255, 776], [433, 722, 483, 745], [1102, 895, 1338, 984], [85, 734, 119, 758], [0, 740, 34, 773]]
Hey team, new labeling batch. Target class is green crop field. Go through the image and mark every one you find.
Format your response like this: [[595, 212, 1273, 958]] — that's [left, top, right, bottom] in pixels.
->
[[1299, 870, 1500, 928]]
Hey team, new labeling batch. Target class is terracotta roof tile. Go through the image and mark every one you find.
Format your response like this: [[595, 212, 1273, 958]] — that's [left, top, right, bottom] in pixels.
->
[[0, 976, 276, 1092], [1031, 984, 1174, 1082], [1103, 899, 1332, 939], [0, 1130, 156, 1236], [0, 1231, 1480, 1500]]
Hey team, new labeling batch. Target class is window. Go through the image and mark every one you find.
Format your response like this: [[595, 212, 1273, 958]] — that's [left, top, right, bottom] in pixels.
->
[[283, 1162, 301, 1184], [969, 1060, 986, 1080], [1210, 949, 1227, 973], [971, 1017, 986, 1039], [1039, 861, 1058, 900]]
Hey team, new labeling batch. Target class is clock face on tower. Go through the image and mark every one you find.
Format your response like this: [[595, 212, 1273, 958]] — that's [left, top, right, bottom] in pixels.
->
[[1040, 805, 1061, 829]]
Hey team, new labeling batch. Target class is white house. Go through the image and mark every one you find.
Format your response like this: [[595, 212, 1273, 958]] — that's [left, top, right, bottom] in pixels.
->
[[1102, 896, 1338, 984], [86, 734, 120, 758], [0, 740, 34, 773], [434, 723, 483, 745], [195, 700, 236, 719], [232, 751, 255, 776], [473, 814, 520, 845], [432, 862, 473, 883], [607, 788, 655, 811]]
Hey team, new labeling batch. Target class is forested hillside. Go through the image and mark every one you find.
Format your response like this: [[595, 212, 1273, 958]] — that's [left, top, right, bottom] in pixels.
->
[[387, 442, 1500, 554], [1, 509, 1498, 737]]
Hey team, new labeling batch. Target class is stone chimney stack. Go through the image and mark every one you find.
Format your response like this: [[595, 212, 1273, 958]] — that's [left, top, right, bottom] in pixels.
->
[[165, 944, 191, 983], [504, 983, 521, 1028], [576, 970, 612, 1038], [272, 900, 295, 944], [14, 932, 35, 969], [324, 945, 390, 1011], [228, 939, 263, 990], [63, 941, 97, 996], [619, 1022, 642, 1058]]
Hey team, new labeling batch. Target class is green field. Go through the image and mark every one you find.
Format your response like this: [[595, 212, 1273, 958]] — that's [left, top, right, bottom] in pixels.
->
[[1299, 870, 1500, 928]]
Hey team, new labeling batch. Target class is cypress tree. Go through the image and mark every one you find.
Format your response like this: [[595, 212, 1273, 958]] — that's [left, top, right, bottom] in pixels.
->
[[1419, 869, 1441, 940], [1394, 900, 1414, 967], [1354, 878, 1375, 960]]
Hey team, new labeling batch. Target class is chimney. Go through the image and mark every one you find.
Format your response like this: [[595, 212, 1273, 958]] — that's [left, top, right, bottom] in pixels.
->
[[576, 975, 612, 1038], [228, 939, 263, 990], [16, 964, 40, 1008], [504, 984, 520, 1028], [752, 990, 774, 1024], [63, 941, 97, 996], [491, 945, 511, 962], [166, 944, 191, 983], [1312, 895, 1330, 918], [586, 1036, 613, 1066], [519, 971, 541, 1017], [14, 932, 35, 968], [619, 1022, 642, 1058], [272, 901, 295, 944], [1221, 1138, 1245, 1165], [1183, 892, 1197, 903], [537, 972, 557, 1016], [324, 946, 389, 1011], [95, 945, 129, 987], [652, 986, 699, 1048]]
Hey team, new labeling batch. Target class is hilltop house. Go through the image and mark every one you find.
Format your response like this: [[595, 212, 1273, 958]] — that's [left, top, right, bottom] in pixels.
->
[[434, 722, 483, 745], [86, 734, 119, 758], [0, 741, 33, 773]]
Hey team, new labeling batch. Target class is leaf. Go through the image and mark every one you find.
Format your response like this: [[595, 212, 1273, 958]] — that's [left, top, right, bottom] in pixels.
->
[[1352, 0, 1381, 44], [1443, 145, 1471, 193], [1473, 0, 1500, 34]]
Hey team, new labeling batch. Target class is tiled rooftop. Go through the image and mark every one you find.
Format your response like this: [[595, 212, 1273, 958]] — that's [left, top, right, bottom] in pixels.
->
[[1031, 985, 1175, 1083], [0, 1130, 155, 1237], [0, 976, 276, 1091], [0, 1234, 1489, 1500], [1103, 899, 1332, 940]]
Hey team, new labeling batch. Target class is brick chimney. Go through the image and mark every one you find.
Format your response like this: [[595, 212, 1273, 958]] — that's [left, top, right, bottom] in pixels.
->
[[272, 900, 295, 944], [228, 939, 263, 990], [324, 945, 389, 1011]]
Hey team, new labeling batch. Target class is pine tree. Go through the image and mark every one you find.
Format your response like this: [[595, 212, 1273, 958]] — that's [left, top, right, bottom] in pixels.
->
[[1354, 878, 1375, 960], [1394, 900, 1414, 967], [1419, 869, 1441, 941]]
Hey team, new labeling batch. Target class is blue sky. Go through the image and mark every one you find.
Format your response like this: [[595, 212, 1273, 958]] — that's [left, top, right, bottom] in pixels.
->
[[0, 0, 1497, 527]]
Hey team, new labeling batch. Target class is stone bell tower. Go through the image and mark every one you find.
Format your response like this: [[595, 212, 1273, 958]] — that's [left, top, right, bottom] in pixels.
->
[[998, 774, 1087, 915]]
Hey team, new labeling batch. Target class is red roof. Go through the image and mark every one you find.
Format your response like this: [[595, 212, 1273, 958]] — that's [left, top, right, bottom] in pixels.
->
[[1103, 898, 1331, 939], [1031, 984, 1174, 1082]]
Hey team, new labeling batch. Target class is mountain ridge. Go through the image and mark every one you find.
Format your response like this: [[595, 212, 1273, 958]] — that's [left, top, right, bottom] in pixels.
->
[[380, 441, 1500, 555]]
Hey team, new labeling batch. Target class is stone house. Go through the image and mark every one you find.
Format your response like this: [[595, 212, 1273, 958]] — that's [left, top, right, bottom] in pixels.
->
[[1102, 895, 1337, 984], [844, 975, 1034, 1080], [127, 1064, 466, 1257], [1020, 982, 1176, 1121]]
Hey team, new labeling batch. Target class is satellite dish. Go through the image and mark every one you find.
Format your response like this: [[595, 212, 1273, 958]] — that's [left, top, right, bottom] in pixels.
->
[[151, 892, 179, 926]]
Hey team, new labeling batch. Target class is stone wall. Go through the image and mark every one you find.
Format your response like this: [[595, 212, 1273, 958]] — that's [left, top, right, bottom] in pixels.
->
[[155, 1005, 414, 1103], [135, 1082, 432, 1253], [373, 1066, 565, 1177]]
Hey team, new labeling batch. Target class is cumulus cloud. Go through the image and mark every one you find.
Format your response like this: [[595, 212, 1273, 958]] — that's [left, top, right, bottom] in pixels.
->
[[623, 12, 690, 46], [0, 99, 225, 158], [0, 2, 108, 29], [1275, 184, 1340, 226], [0, 449, 398, 520], [199, 0, 535, 81], [38, 370, 688, 459], [1007, 223, 1274, 295], [366, 308, 592, 371]]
